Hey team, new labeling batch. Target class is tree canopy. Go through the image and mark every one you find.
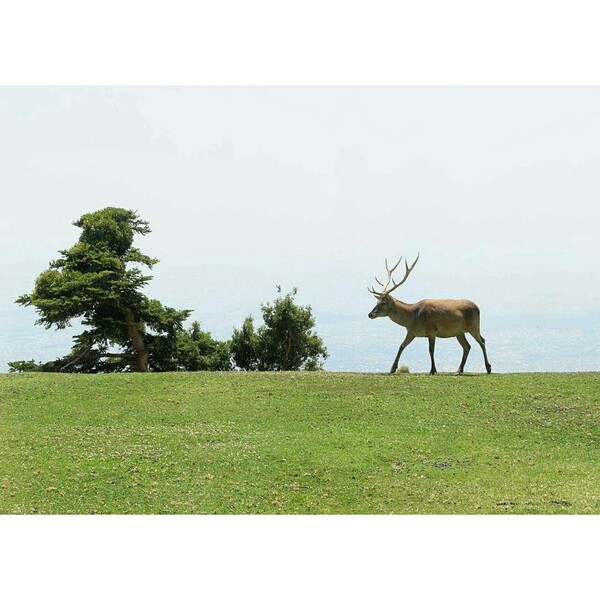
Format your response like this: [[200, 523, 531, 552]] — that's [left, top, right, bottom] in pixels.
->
[[16, 207, 191, 372], [230, 287, 328, 371]]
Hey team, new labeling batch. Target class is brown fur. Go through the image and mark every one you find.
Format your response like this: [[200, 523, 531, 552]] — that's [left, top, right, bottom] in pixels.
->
[[368, 295, 492, 375]]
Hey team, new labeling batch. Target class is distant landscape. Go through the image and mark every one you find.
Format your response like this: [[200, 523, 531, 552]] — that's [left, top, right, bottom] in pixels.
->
[[2, 305, 598, 374]]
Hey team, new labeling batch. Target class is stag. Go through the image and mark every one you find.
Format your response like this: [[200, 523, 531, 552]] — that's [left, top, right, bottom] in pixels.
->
[[368, 254, 492, 375]]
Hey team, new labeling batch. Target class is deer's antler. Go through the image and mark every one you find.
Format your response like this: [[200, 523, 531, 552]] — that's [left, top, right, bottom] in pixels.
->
[[368, 253, 419, 296]]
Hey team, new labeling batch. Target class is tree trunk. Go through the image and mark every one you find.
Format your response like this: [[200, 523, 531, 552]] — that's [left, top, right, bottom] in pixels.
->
[[123, 308, 149, 372]]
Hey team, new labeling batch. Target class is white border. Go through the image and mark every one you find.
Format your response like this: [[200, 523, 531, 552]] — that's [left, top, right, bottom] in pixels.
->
[[1, 515, 598, 599], [1, 0, 600, 84]]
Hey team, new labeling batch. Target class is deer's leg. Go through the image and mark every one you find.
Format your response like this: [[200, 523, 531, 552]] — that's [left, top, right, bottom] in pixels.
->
[[470, 331, 492, 374], [456, 333, 471, 374], [428, 335, 437, 375], [390, 332, 415, 374]]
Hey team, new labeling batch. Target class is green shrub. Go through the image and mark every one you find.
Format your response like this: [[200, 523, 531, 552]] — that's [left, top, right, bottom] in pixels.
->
[[231, 287, 328, 371]]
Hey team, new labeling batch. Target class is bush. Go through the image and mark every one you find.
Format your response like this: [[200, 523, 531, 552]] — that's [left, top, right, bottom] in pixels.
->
[[231, 287, 328, 371], [229, 316, 261, 371], [7, 359, 56, 373], [153, 321, 232, 371]]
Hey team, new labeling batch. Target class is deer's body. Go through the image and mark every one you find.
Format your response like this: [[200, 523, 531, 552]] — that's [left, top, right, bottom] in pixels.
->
[[368, 256, 492, 375], [384, 298, 479, 337]]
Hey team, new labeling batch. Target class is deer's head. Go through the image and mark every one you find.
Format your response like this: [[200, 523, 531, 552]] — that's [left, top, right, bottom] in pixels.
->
[[368, 254, 419, 319]]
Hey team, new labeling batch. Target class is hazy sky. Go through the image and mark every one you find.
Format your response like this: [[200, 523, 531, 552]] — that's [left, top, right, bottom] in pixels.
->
[[2, 86, 599, 336]]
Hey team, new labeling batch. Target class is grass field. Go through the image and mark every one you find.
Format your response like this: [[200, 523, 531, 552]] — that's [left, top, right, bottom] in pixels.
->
[[0, 371, 599, 514]]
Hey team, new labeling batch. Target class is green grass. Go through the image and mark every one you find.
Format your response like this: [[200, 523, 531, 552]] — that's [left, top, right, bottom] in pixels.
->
[[1, 371, 599, 514]]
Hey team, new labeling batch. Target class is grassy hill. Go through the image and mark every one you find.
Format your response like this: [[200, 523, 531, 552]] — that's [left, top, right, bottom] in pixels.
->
[[0, 371, 598, 514]]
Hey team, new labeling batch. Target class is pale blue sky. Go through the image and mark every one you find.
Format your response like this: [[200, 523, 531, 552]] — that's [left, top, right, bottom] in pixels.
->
[[2, 86, 599, 338]]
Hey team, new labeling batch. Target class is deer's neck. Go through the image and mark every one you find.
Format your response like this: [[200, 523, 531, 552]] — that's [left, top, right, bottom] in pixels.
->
[[388, 297, 417, 328]]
